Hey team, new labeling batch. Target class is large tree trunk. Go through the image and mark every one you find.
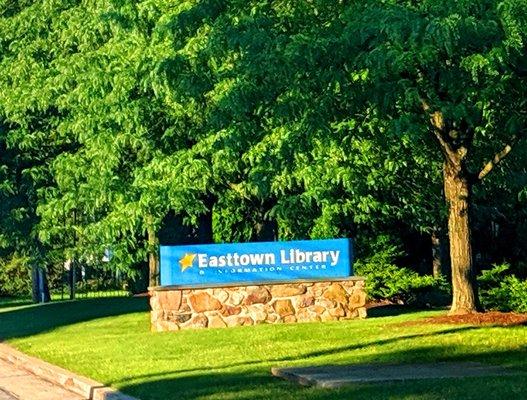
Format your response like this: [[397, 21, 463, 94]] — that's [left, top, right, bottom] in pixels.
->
[[443, 160, 480, 314]]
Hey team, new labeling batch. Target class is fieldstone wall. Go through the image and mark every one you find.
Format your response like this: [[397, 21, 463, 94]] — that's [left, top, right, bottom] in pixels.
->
[[149, 278, 366, 331]]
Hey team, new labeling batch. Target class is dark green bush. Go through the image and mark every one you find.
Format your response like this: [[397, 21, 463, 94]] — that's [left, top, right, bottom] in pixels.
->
[[478, 264, 527, 313], [354, 247, 450, 307], [0, 254, 32, 297]]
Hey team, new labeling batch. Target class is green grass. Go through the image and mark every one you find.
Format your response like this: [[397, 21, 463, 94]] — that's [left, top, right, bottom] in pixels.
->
[[0, 297, 33, 310], [0, 298, 526, 400]]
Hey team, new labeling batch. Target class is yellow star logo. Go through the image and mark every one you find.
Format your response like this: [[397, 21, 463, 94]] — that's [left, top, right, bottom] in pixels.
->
[[179, 253, 196, 272]]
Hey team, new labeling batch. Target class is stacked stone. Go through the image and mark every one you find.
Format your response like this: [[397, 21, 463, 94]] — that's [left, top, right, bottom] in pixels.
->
[[149, 279, 367, 331]]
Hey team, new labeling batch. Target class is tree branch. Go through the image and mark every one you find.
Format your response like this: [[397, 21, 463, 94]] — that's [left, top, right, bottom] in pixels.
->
[[421, 99, 458, 165], [477, 134, 522, 180]]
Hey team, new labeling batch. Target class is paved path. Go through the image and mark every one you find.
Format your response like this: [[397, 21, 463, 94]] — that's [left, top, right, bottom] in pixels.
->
[[0, 358, 86, 400], [272, 362, 518, 388]]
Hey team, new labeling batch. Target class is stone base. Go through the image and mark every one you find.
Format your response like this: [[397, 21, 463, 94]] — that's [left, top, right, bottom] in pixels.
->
[[149, 278, 366, 331]]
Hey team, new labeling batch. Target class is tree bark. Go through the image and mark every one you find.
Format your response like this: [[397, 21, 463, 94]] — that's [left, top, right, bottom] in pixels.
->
[[431, 230, 442, 278], [147, 216, 159, 288], [253, 219, 278, 242], [31, 265, 51, 303], [40, 268, 51, 303], [443, 160, 480, 314], [431, 228, 450, 278], [31, 264, 39, 303]]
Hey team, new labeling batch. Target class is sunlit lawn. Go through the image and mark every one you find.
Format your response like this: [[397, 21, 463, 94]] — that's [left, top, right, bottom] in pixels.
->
[[0, 297, 525, 400]]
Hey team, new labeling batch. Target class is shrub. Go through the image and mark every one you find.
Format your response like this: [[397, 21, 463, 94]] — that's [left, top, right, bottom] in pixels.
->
[[0, 254, 32, 297], [354, 248, 450, 307], [478, 264, 527, 313]]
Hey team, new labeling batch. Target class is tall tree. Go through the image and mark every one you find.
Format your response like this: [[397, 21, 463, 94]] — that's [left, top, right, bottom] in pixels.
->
[[336, 0, 527, 313]]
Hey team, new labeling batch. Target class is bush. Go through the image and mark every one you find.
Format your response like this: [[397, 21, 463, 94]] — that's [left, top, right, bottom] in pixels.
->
[[0, 254, 32, 297], [478, 264, 527, 313], [354, 247, 450, 307]]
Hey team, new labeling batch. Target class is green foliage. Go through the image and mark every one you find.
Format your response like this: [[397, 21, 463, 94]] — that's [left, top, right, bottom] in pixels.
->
[[0, 254, 31, 297], [478, 264, 527, 313], [0, 0, 450, 262], [355, 245, 449, 307], [1, 0, 527, 306]]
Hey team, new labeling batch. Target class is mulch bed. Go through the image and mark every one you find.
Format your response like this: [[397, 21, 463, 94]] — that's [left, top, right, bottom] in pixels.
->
[[366, 301, 527, 326], [409, 311, 527, 327]]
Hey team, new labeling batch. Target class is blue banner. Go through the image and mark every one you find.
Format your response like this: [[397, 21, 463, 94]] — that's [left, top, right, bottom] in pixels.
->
[[159, 238, 353, 286]]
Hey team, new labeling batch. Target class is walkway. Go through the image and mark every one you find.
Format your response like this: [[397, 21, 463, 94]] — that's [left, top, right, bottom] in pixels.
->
[[0, 358, 85, 400], [272, 361, 517, 388]]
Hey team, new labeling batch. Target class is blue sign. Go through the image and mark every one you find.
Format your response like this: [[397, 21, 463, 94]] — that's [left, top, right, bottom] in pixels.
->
[[159, 238, 353, 286]]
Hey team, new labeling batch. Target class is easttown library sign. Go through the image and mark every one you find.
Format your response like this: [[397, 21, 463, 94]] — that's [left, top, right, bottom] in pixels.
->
[[150, 238, 366, 331], [160, 238, 354, 286]]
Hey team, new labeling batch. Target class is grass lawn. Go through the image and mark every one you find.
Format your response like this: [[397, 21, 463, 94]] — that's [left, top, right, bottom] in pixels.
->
[[0, 298, 525, 400], [0, 297, 33, 310]]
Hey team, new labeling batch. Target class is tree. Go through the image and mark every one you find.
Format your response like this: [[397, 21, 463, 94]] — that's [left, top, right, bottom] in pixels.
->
[[0, 0, 97, 299], [0, 104, 52, 302], [334, 0, 527, 313]]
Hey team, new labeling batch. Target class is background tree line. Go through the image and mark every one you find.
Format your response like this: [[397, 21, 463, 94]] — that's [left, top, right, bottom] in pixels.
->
[[1, 0, 527, 313]]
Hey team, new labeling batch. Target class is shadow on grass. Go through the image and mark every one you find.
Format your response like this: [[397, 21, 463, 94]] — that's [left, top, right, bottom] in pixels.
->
[[366, 304, 448, 318], [366, 304, 421, 318], [108, 326, 479, 386], [116, 346, 527, 400], [0, 297, 149, 340], [0, 297, 33, 310]]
